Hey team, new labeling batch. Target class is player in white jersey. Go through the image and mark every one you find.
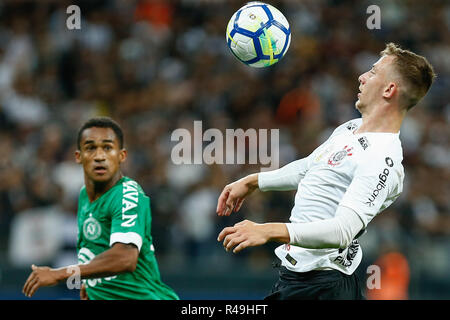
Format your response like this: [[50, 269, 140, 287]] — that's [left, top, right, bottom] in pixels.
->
[[216, 43, 436, 299]]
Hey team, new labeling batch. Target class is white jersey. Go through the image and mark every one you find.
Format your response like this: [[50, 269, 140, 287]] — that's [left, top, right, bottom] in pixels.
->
[[258, 118, 404, 275]]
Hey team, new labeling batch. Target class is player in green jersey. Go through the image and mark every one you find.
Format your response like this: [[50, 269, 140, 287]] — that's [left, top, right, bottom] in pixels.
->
[[23, 117, 179, 300]]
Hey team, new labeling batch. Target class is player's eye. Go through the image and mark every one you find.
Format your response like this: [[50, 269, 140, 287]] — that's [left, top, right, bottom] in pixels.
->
[[104, 145, 112, 151]]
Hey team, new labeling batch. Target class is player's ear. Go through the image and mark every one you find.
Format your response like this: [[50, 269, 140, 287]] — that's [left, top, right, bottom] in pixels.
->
[[75, 150, 82, 164], [119, 148, 127, 163], [383, 82, 397, 99]]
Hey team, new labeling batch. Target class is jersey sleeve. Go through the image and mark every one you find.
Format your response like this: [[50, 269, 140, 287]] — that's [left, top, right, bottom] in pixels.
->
[[258, 156, 312, 191], [339, 155, 404, 228], [109, 187, 149, 252]]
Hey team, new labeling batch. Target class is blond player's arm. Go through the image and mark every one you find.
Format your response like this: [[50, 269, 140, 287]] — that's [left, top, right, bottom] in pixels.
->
[[285, 206, 364, 249], [258, 157, 311, 191]]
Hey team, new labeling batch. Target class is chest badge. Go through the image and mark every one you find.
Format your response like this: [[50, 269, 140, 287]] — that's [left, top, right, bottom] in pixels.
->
[[328, 145, 353, 167], [83, 213, 102, 241]]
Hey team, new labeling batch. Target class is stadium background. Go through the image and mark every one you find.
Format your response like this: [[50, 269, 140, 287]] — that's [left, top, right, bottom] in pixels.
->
[[0, 0, 448, 300]]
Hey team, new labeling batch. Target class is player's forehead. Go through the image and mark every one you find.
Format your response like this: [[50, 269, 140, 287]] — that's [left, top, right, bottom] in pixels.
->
[[372, 55, 395, 72], [81, 127, 119, 145]]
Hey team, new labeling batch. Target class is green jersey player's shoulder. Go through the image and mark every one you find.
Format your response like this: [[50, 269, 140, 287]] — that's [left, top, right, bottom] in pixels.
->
[[121, 176, 147, 195], [104, 176, 149, 213], [110, 176, 149, 203], [79, 185, 87, 197]]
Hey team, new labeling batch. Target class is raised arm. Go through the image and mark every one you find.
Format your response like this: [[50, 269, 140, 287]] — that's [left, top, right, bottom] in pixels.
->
[[216, 173, 259, 216], [258, 157, 310, 191], [216, 157, 310, 216]]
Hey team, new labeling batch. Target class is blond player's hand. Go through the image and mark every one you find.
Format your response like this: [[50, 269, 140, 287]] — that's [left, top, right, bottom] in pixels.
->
[[217, 220, 268, 253], [216, 174, 258, 216]]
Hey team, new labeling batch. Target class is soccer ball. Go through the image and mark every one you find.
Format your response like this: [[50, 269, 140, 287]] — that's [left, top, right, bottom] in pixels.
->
[[226, 1, 291, 68]]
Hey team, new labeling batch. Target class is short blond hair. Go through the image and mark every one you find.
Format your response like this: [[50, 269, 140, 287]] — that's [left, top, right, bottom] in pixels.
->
[[381, 43, 436, 110]]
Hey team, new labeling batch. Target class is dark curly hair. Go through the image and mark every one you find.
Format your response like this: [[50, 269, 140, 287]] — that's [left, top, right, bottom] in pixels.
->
[[77, 117, 124, 150]]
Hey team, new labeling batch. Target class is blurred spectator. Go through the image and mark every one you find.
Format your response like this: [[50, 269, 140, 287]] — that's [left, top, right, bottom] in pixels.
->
[[366, 251, 410, 300], [9, 203, 66, 268]]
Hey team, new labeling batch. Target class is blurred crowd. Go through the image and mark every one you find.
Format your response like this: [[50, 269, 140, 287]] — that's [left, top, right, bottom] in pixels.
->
[[0, 0, 449, 297]]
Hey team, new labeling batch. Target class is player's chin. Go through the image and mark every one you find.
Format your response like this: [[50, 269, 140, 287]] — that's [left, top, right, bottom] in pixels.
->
[[89, 170, 112, 182]]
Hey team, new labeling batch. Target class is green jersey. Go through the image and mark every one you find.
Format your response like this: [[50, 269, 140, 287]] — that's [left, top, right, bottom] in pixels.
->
[[76, 176, 179, 300]]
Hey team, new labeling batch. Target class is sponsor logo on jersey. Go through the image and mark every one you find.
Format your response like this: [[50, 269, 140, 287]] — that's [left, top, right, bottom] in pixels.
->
[[334, 240, 360, 267], [285, 253, 297, 266], [83, 214, 102, 241], [365, 168, 390, 207], [327, 145, 353, 166], [385, 157, 394, 167], [346, 122, 358, 131], [314, 146, 333, 163], [122, 180, 139, 227], [358, 136, 370, 150]]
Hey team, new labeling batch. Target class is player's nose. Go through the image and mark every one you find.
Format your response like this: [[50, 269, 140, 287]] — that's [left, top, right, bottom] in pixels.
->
[[358, 72, 366, 85], [94, 149, 106, 161]]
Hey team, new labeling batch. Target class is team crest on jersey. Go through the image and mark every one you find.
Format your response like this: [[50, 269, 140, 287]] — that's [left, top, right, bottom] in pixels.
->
[[327, 145, 353, 166], [83, 214, 102, 241]]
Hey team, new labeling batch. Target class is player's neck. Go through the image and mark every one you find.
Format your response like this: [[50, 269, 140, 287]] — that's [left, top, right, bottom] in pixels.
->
[[355, 104, 404, 134], [85, 172, 123, 202]]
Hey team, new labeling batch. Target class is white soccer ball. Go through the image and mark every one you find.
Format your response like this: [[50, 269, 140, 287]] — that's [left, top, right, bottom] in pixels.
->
[[226, 1, 291, 68]]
